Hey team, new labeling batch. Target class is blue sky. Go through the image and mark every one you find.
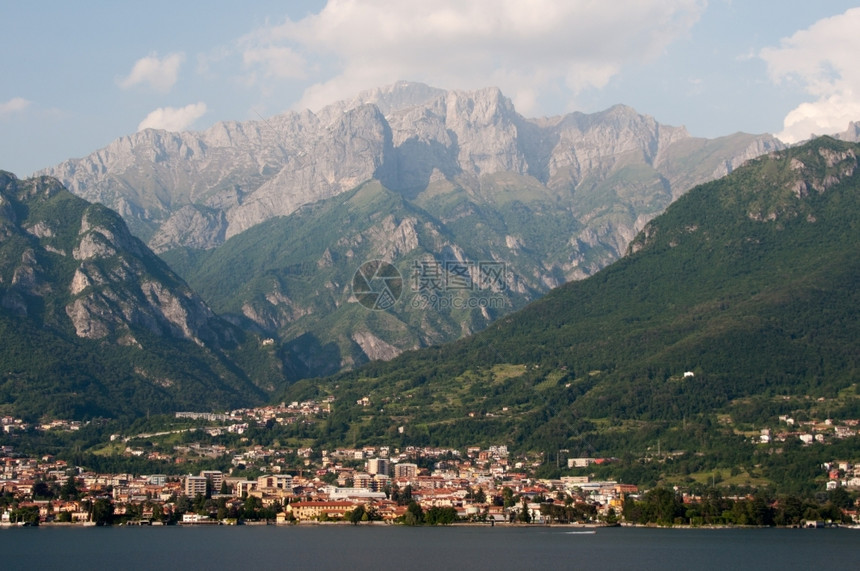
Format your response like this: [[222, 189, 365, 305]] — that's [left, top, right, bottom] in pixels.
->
[[2, 1, 859, 176]]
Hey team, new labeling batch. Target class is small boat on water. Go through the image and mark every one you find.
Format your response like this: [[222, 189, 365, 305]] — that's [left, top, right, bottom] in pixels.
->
[[566, 530, 597, 535]]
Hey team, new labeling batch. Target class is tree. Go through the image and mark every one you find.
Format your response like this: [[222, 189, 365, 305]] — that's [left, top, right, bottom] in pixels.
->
[[502, 487, 515, 508], [365, 505, 380, 522], [124, 502, 143, 522], [348, 505, 366, 525], [150, 503, 164, 521], [243, 495, 262, 520], [32, 480, 53, 500], [517, 500, 531, 523], [13, 505, 40, 526], [403, 501, 424, 525], [641, 487, 683, 526], [174, 494, 192, 514], [394, 484, 413, 506], [91, 498, 114, 526], [60, 474, 78, 500], [828, 487, 853, 509], [604, 507, 618, 525], [774, 494, 803, 526]]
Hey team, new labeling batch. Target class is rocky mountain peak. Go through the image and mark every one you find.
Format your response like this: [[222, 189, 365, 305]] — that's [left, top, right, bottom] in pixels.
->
[[37, 84, 782, 254], [0, 170, 18, 189], [835, 121, 860, 143], [0, 173, 17, 228], [350, 81, 447, 116]]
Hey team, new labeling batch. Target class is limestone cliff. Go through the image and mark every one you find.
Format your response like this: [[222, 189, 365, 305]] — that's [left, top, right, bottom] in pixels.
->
[[38, 83, 783, 256], [0, 173, 239, 348]]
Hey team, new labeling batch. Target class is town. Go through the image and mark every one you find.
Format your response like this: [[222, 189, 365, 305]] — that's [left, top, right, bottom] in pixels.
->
[[2, 400, 859, 527]]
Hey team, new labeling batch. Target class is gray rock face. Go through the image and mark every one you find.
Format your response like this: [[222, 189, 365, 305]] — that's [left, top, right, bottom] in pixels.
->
[[38, 83, 784, 255], [149, 205, 227, 252], [32, 84, 789, 376], [351, 330, 402, 362], [225, 104, 393, 239], [64, 205, 224, 345], [835, 121, 860, 143], [0, 173, 231, 348]]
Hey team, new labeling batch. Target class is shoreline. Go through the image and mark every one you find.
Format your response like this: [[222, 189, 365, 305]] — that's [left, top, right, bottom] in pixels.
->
[[3, 521, 854, 530]]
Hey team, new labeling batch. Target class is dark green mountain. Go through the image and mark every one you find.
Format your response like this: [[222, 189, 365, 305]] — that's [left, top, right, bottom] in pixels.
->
[[161, 179, 555, 380], [0, 173, 281, 420], [281, 138, 860, 452]]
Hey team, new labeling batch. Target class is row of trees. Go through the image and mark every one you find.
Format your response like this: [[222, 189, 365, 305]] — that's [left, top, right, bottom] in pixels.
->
[[622, 487, 855, 527], [399, 501, 458, 526]]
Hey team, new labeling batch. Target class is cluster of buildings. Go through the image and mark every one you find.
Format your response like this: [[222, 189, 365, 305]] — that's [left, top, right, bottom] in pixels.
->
[[2, 402, 859, 526], [2, 399, 335, 440], [0, 442, 635, 526], [823, 461, 860, 491], [757, 416, 859, 445], [175, 399, 333, 427], [1, 417, 28, 433]]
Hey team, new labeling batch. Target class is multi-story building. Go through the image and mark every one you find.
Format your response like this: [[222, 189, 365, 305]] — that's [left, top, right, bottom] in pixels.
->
[[372, 474, 390, 492], [394, 463, 418, 479], [184, 475, 208, 497], [286, 501, 358, 521], [200, 470, 223, 492], [236, 480, 258, 497], [367, 458, 390, 476], [353, 472, 373, 489], [257, 474, 293, 492]]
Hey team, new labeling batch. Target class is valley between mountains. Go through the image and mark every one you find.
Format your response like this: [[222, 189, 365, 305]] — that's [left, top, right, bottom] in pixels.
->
[[37, 83, 785, 380]]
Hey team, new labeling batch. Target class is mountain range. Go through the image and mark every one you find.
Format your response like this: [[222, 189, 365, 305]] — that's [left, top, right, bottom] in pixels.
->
[[38, 83, 785, 378], [0, 172, 280, 419], [2, 121, 857, 439]]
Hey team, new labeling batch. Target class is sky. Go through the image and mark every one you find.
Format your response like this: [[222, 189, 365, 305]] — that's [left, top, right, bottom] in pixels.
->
[[2, 1, 860, 176]]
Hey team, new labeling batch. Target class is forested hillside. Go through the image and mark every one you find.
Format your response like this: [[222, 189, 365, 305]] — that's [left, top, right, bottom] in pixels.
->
[[0, 173, 281, 419], [279, 138, 860, 455]]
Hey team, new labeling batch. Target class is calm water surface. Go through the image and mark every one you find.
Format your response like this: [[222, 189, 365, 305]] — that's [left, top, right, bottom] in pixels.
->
[[1, 525, 857, 570]]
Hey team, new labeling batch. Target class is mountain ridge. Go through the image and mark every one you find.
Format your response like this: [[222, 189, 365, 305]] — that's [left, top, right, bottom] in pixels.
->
[[37, 82, 785, 378], [0, 172, 281, 419], [38, 82, 782, 253]]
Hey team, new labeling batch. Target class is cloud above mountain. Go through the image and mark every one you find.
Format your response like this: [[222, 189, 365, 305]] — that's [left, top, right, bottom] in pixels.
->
[[119, 52, 185, 93], [761, 7, 860, 143], [138, 102, 207, 132], [0, 97, 31, 117], [239, 0, 704, 115]]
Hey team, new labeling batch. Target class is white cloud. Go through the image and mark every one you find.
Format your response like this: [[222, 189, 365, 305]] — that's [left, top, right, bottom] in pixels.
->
[[243, 46, 306, 80], [137, 102, 207, 132], [0, 97, 31, 117], [240, 0, 704, 115], [120, 52, 185, 93], [761, 8, 860, 143]]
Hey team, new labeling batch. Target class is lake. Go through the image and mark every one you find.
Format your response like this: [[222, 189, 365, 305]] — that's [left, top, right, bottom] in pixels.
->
[[1, 525, 857, 570]]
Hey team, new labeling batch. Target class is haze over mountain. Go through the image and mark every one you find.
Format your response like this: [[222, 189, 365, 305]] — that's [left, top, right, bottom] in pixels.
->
[[0, 172, 280, 419], [39, 83, 785, 378]]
